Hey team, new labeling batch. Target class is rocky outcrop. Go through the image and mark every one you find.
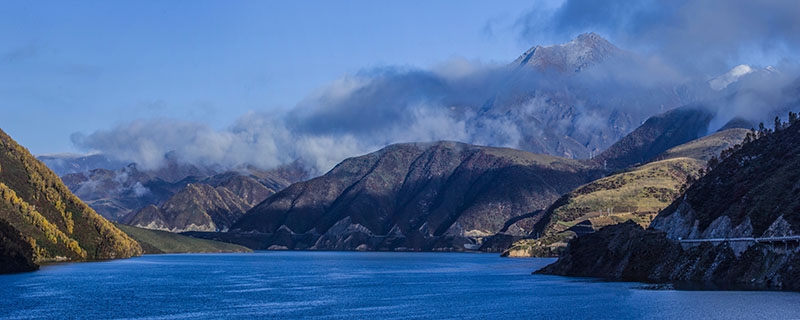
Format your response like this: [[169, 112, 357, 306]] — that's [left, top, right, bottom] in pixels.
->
[[230, 141, 602, 251]]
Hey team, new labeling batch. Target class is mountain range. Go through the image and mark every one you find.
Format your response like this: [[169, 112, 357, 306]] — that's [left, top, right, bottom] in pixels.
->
[[30, 33, 795, 261], [58, 161, 306, 222], [121, 174, 275, 232], [192, 105, 742, 252], [227, 141, 603, 251]]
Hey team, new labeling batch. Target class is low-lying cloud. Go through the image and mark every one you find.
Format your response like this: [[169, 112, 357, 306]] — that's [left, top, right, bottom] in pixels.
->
[[517, 0, 800, 74], [71, 57, 697, 174], [72, 1, 800, 175]]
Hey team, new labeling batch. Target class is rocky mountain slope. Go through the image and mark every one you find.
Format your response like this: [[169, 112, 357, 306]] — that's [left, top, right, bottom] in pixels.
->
[[537, 117, 800, 290], [502, 129, 748, 257], [121, 175, 274, 232], [62, 162, 305, 222], [229, 141, 603, 251], [0, 128, 141, 273]]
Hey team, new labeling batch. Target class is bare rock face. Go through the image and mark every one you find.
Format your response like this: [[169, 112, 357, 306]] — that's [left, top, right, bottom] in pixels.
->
[[538, 120, 800, 291], [231, 141, 602, 251]]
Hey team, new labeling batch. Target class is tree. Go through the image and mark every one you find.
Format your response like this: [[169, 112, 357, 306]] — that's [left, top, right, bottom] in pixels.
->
[[789, 111, 798, 124], [775, 116, 782, 131]]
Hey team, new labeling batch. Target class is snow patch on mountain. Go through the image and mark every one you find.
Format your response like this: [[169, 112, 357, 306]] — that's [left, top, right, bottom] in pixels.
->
[[709, 65, 754, 90]]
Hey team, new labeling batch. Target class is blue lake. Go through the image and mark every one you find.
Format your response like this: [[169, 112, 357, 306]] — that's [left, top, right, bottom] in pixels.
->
[[0, 252, 798, 319]]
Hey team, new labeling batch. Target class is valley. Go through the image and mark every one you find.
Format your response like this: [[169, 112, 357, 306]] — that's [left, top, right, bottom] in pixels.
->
[[1, 6, 798, 306]]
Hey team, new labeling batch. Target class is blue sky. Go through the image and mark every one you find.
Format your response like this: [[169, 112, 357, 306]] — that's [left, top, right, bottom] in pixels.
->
[[4, 0, 800, 159], [0, 0, 547, 155]]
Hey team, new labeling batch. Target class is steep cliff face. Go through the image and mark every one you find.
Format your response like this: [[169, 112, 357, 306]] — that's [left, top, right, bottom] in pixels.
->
[[231, 141, 601, 251], [538, 119, 800, 290], [0, 128, 142, 267]]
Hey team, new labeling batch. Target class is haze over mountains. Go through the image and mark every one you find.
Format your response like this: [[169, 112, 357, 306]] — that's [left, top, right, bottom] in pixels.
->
[[65, 33, 796, 177], [59, 160, 306, 222]]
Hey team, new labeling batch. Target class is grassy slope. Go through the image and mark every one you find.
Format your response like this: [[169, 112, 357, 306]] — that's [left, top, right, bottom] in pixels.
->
[[0, 128, 141, 263], [656, 128, 750, 161], [503, 129, 748, 257], [115, 223, 252, 254]]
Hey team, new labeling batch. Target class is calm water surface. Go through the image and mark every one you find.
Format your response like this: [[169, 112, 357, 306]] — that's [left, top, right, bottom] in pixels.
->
[[0, 252, 798, 319]]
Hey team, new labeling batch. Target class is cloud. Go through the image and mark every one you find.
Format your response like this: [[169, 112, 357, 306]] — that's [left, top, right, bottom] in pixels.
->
[[72, 2, 800, 175], [72, 55, 698, 174], [516, 0, 800, 74]]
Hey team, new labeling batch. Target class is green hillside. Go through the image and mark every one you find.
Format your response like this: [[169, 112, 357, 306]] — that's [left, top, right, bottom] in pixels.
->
[[0, 128, 142, 270], [115, 223, 252, 254]]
